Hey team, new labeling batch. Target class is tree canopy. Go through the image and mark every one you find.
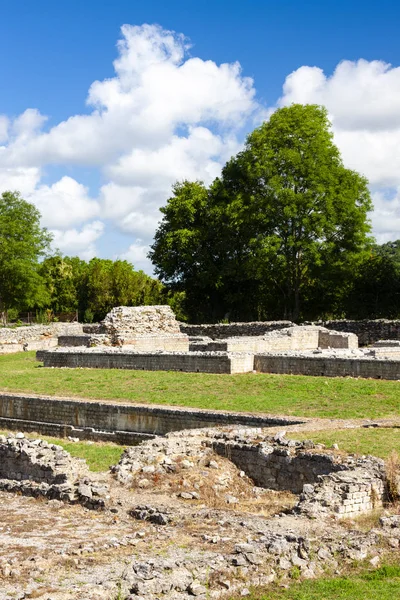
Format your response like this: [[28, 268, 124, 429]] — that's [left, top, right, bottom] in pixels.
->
[[150, 104, 373, 322], [0, 191, 52, 313]]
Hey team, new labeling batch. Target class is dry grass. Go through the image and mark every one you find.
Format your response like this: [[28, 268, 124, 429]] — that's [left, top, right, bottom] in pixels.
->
[[130, 453, 297, 516]]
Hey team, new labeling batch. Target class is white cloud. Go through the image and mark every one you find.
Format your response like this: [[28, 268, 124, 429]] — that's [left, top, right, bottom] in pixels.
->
[[119, 239, 154, 273], [51, 220, 105, 261], [0, 116, 9, 144], [0, 166, 41, 195], [371, 188, 400, 244], [279, 59, 400, 241], [0, 23, 260, 264], [2, 27, 400, 269], [27, 176, 100, 228]]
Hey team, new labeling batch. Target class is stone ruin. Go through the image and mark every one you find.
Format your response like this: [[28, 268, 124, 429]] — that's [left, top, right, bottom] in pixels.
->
[[0, 433, 108, 509], [36, 305, 400, 379], [114, 427, 387, 520], [0, 426, 399, 599]]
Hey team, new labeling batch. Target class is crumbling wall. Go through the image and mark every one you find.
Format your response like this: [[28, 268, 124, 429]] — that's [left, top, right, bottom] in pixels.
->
[[180, 321, 293, 339], [316, 320, 400, 346], [0, 434, 107, 508], [0, 323, 83, 354], [210, 431, 386, 518], [114, 428, 387, 519]]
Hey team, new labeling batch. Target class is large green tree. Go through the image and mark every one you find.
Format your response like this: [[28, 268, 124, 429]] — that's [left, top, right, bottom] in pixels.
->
[[150, 104, 373, 322], [0, 191, 52, 315]]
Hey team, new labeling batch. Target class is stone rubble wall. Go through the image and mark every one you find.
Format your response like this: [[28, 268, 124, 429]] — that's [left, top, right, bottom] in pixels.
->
[[0, 434, 108, 509], [0, 323, 83, 354], [209, 430, 386, 518], [114, 427, 387, 519], [100, 305, 183, 343], [180, 320, 293, 339]]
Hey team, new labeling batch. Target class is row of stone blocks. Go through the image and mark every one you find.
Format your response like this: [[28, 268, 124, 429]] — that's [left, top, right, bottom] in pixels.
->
[[36, 348, 400, 379]]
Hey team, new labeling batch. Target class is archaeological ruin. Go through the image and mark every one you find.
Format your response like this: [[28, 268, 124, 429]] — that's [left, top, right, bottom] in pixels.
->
[[29, 305, 400, 379], [0, 307, 400, 599], [0, 423, 398, 600]]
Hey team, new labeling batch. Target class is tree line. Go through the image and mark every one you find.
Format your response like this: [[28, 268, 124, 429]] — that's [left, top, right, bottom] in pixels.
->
[[0, 191, 184, 323], [1, 104, 400, 325], [150, 104, 400, 322]]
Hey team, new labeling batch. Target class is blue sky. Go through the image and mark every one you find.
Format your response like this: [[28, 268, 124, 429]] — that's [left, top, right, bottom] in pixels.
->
[[0, 0, 399, 271]]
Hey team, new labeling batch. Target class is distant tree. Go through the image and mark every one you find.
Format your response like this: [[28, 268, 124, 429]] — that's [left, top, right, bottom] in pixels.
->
[[39, 255, 78, 313], [150, 105, 373, 322], [0, 191, 52, 316], [149, 181, 224, 321], [344, 242, 400, 318]]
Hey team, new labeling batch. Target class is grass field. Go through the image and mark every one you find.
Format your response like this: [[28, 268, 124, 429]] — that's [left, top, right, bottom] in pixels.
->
[[0, 430, 125, 471], [237, 564, 400, 600], [0, 352, 399, 419], [287, 428, 400, 459]]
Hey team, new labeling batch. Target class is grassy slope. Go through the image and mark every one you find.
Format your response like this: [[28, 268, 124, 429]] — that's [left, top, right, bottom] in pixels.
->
[[287, 428, 400, 459], [240, 564, 400, 600], [0, 430, 125, 471], [0, 352, 399, 419]]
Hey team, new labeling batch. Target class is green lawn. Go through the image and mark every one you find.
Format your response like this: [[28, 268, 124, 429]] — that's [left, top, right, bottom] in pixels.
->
[[0, 430, 125, 471], [287, 428, 400, 459], [237, 564, 400, 600], [0, 352, 399, 419]]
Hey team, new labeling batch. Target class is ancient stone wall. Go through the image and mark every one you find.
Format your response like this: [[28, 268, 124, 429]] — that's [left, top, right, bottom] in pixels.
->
[[0, 393, 302, 440], [0, 434, 107, 508], [0, 323, 83, 354], [254, 353, 400, 379], [36, 348, 254, 373], [114, 428, 387, 519], [180, 321, 293, 339], [207, 327, 357, 353], [316, 320, 400, 346]]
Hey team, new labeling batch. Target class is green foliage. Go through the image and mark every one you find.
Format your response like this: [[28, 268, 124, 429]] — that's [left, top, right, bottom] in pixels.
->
[[150, 105, 373, 322], [0, 191, 52, 312], [344, 242, 400, 318], [37, 255, 184, 322]]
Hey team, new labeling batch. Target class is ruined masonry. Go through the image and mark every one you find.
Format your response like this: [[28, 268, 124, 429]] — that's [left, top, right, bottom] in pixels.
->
[[35, 305, 400, 379]]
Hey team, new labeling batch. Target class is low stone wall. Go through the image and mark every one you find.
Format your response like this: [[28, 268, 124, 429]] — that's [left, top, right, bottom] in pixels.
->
[[254, 354, 400, 380], [114, 428, 387, 519], [0, 323, 83, 354], [207, 327, 357, 353], [0, 435, 108, 508], [317, 320, 400, 346], [0, 393, 303, 440], [36, 348, 254, 374], [209, 431, 386, 518], [58, 333, 189, 352], [180, 321, 293, 339]]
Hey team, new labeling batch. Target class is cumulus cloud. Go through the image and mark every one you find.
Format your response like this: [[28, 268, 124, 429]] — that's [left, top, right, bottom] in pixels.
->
[[51, 221, 104, 261], [119, 239, 155, 273], [0, 24, 260, 264], [27, 176, 100, 228], [1, 26, 400, 267], [279, 59, 400, 240], [0, 166, 41, 195]]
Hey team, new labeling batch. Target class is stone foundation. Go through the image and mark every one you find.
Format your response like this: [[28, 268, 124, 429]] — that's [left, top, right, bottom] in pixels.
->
[[254, 353, 400, 380], [0, 392, 303, 441], [36, 348, 254, 373]]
